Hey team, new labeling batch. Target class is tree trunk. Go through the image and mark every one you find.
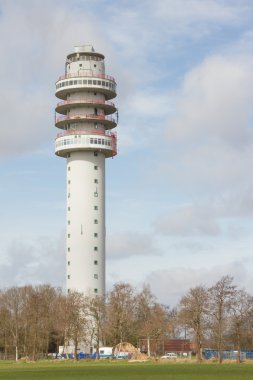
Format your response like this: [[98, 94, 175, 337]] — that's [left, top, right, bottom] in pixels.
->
[[218, 345, 222, 363], [32, 333, 37, 361], [147, 336, 151, 357], [196, 324, 202, 362], [14, 326, 19, 362], [236, 324, 241, 363], [74, 333, 78, 360], [218, 321, 223, 364], [96, 326, 100, 359], [4, 332, 7, 360]]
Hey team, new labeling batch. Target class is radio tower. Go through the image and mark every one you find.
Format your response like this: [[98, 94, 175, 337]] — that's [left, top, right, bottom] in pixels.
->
[[54, 45, 117, 297]]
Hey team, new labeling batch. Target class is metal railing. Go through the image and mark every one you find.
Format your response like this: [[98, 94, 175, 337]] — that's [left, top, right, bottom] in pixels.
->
[[56, 98, 115, 108], [58, 72, 115, 82], [55, 129, 116, 139], [55, 114, 116, 123]]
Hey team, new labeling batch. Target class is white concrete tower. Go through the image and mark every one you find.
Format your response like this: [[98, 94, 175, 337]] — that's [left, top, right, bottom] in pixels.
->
[[54, 45, 117, 297]]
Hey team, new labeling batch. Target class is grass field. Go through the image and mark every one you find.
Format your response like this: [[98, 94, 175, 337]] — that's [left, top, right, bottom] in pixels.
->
[[0, 360, 253, 380]]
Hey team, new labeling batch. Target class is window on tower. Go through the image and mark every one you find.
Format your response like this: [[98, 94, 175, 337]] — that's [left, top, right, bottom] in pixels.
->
[[68, 275, 70, 279], [94, 165, 98, 170], [94, 233, 98, 237], [94, 247, 98, 251], [94, 260, 98, 265], [94, 274, 98, 279], [94, 288, 98, 293], [94, 219, 98, 224]]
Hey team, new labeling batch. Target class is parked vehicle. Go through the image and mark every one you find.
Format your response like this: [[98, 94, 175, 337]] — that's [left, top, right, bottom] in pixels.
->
[[161, 352, 177, 359], [99, 347, 113, 359]]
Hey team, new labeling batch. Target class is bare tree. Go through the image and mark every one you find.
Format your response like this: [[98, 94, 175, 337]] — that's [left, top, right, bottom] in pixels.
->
[[178, 286, 209, 362], [0, 291, 12, 359], [25, 285, 60, 360], [84, 295, 106, 357], [1, 286, 32, 361], [136, 285, 167, 356], [208, 275, 236, 363], [106, 283, 136, 347], [63, 291, 87, 359], [165, 307, 181, 339], [229, 289, 253, 362]]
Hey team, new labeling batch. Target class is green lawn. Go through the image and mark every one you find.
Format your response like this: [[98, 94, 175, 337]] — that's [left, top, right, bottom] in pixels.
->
[[0, 360, 253, 380]]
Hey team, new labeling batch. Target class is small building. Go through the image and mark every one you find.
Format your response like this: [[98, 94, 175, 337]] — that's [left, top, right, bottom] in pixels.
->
[[139, 338, 191, 356]]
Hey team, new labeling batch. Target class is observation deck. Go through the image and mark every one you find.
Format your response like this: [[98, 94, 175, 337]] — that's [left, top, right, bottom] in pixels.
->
[[55, 129, 117, 158], [55, 72, 116, 100]]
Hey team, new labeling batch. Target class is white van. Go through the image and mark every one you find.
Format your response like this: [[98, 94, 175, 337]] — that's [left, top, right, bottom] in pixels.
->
[[99, 347, 113, 359], [161, 352, 177, 359]]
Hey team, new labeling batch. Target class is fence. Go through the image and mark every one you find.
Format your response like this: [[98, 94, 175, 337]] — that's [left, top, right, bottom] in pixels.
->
[[204, 350, 253, 360]]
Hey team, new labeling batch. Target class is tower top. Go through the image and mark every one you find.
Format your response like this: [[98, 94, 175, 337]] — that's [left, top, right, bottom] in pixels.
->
[[67, 44, 104, 60], [74, 45, 95, 53]]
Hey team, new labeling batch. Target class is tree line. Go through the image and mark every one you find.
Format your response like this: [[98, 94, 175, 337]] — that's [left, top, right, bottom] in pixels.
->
[[0, 275, 252, 362]]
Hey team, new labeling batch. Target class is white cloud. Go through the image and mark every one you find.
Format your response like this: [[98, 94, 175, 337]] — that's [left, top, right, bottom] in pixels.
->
[[154, 53, 253, 197], [154, 202, 221, 236], [154, 0, 251, 31], [107, 231, 157, 259], [146, 259, 253, 307], [168, 54, 253, 146], [0, 234, 65, 288], [154, 189, 253, 237], [108, 0, 253, 56]]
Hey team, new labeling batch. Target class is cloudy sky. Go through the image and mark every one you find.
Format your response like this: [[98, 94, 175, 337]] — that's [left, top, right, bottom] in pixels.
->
[[1, 0, 253, 306]]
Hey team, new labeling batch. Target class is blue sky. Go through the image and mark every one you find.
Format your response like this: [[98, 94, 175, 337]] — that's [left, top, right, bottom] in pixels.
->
[[1, 0, 253, 306]]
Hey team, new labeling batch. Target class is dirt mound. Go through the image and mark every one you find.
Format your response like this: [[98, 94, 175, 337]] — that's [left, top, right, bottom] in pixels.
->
[[114, 342, 148, 361]]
